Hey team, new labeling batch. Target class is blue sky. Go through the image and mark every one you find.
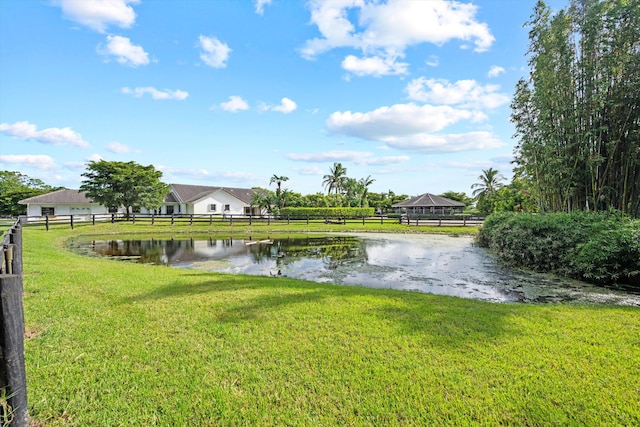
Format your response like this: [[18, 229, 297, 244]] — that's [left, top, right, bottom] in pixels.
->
[[0, 0, 566, 197]]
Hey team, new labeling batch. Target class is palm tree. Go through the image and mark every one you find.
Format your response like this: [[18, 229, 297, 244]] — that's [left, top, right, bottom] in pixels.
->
[[269, 174, 289, 209], [250, 191, 274, 216], [322, 163, 347, 196], [358, 175, 375, 208], [471, 168, 505, 200]]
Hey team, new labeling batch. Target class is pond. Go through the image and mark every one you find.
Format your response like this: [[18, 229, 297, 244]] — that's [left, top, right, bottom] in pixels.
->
[[74, 233, 640, 305]]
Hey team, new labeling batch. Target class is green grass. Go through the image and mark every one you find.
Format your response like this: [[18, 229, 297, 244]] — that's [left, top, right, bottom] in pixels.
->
[[22, 223, 640, 425]]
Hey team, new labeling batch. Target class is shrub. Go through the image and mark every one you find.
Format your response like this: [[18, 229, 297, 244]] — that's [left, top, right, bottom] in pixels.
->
[[476, 211, 640, 288], [279, 207, 375, 219]]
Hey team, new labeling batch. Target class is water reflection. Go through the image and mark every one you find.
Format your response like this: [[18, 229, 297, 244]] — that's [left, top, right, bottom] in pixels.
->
[[77, 234, 640, 305]]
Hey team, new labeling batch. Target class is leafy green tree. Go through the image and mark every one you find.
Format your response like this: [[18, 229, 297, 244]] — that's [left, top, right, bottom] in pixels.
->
[[439, 191, 473, 206], [80, 160, 169, 219], [322, 163, 348, 198], [512, 0, 640, 217], [301, 193, 329, 208], [0, 171, 60, 216]]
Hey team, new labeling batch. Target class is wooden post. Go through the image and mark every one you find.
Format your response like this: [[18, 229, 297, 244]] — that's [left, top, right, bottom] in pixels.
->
[[380, 216, 383, 225], [171, 215, 174, 225], [111, 213, 115, 224], [92, 214, 96, 226], [249, 214, 252, 225], [1, 226, 28, 426], [463, 216, 466, 226], [362, 216, 365, 225], [132, 214, 136, 224], [287, 216, 290, 225], [70, 215, 74, 230], [45, 215, 49, 231], [190, 214, 193, 225]]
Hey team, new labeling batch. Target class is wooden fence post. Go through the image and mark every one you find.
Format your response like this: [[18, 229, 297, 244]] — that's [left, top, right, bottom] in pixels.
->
[[45, 215, 49, 231], [92, 214, 96, 226], [171, 215, 174, 225], [70, 215, 74, 230], [1, 225, 29, 426], [190, 214, 193, 225]]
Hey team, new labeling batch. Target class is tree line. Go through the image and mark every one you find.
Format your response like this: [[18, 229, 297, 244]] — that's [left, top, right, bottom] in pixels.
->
[[511, 0, 639, 217]]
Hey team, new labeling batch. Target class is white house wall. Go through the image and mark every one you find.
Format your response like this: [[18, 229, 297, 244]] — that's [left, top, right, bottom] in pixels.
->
[[25, 203, 117, 218], [192, 190, 248, 216]]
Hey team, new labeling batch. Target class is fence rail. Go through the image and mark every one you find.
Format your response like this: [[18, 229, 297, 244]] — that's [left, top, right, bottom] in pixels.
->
[[21, 213, 484, 230], [1, 221, 28, 426]]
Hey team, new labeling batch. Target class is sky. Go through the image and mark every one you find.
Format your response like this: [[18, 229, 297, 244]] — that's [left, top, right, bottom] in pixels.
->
[[0, 0, 567, 197]]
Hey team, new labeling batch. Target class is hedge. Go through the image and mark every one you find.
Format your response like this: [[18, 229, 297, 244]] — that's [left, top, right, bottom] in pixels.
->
[[476, 211, 640, 288], [279, 207, 375, 219]]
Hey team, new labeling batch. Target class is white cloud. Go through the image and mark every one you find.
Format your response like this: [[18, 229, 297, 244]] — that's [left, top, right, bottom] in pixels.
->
[[220, 96, 249, 112], [488, 65, 505, 78], [255, 0, 273, 15], [199, 35, 231, 68], [262, 97, 297, 114], [55, 0, 138, 33], [98, 35, 149, 67], [107, 142, 139, 153], [405, 78, 510, 110], [293, 165, 325, 176], [0, 154, 57, 170], [0, 121, 90, 148], [426, 55, 439, 67], [382, 131, 506, 153], [341, 53, 408, 77], [286, 150, 409, 166], [301, 0, 494, 76], [121, 86, 189, 100], [327, 103, 476, 140]]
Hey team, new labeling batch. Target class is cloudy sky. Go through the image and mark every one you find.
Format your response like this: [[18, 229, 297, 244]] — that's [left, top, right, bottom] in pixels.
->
[[0, 0, 566, 197]]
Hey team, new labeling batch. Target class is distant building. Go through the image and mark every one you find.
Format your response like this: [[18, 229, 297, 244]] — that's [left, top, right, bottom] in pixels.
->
[[19, 184, 264, 218], [392, 193, 465, 216]]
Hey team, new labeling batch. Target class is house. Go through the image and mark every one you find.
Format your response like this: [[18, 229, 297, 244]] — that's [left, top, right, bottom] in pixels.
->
[[392, 193, 466, 216], [19, 184, 263, 218]]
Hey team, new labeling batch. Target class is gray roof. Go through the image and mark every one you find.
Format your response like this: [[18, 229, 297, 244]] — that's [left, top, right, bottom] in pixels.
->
[[20, 185, 259, 205], [19, 189, 96, 205], [392, 193, 465, 208], [169, 184, 259, 204]]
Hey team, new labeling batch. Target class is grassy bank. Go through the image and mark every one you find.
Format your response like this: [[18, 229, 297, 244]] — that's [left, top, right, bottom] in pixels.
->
[[21, 223, 640, 425]]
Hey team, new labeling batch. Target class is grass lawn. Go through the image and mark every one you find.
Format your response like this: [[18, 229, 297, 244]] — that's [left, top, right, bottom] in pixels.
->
[[20, 222, 640, 425]]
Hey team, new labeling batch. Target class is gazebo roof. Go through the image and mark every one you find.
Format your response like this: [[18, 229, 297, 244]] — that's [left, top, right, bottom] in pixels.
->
[[392, 193, 465, 208]]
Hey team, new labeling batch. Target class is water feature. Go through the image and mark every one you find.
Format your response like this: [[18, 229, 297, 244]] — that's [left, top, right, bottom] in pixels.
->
[[74, 233, 640, 305]]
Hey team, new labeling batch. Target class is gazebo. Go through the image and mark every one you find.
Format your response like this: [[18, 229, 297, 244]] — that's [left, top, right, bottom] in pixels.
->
[[392, 193, 465, 216]]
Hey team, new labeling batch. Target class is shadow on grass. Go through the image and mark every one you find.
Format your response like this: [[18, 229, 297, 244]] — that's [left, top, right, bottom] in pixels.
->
[[123, 270, 524, 348]]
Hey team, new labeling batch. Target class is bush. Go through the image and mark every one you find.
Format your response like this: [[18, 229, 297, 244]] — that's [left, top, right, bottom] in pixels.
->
[[476, 211, 640, 288], [279, 207, 375, 219]]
